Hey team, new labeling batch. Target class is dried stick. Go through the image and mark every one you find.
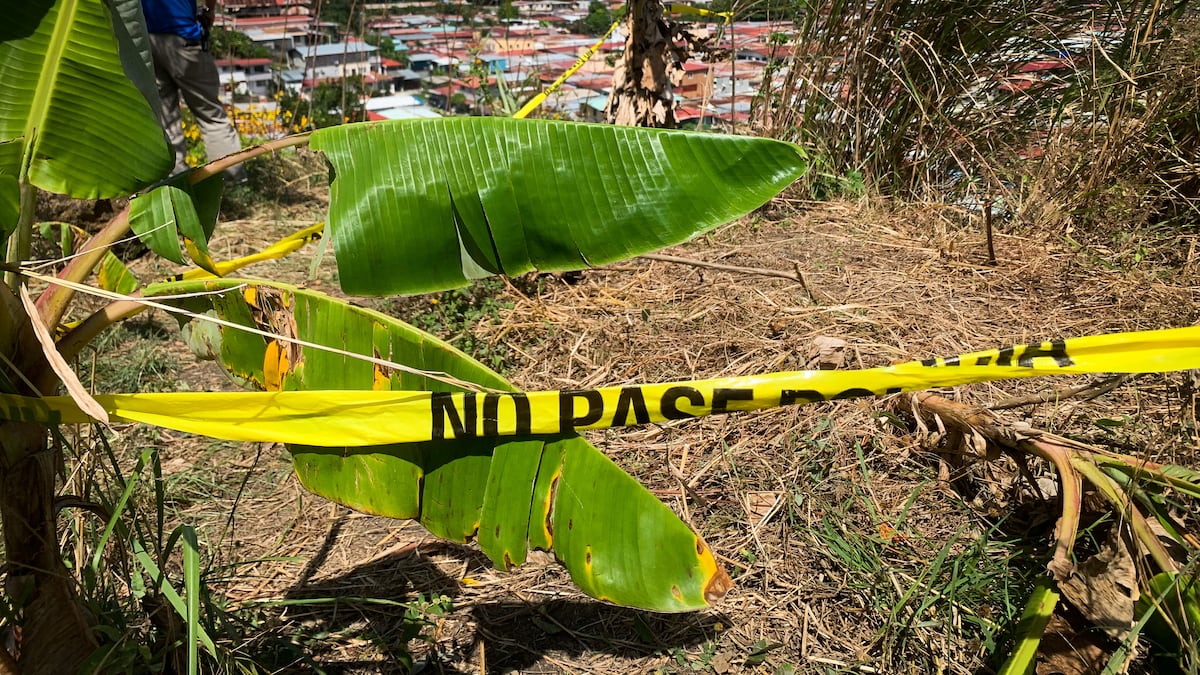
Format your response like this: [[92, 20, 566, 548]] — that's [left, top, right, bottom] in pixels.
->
[[988, 375, 1128, 410], [639, 252, 823, 303]]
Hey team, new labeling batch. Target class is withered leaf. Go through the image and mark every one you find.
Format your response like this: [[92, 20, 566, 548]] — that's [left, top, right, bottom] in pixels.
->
[[1058, 529, 1138, 640]]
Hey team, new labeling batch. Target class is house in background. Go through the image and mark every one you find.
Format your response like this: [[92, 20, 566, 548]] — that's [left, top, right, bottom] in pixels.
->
[[676, 62, 710, 100], [215, 57, 274, 100], [475, 54, 509, 74], [217, 8, 317, 57], [365, 94, 442, 120], [222, 0, 312, 19], [291, 40, 381, 78]]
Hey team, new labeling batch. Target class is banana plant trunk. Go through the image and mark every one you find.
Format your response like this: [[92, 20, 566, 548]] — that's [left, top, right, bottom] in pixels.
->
[[0, 287, 97, 674], [605, 0, 677, 127]]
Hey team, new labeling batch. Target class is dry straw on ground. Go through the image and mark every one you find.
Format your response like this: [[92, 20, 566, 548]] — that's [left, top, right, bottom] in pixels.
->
[[120, 194, 1199, 673]]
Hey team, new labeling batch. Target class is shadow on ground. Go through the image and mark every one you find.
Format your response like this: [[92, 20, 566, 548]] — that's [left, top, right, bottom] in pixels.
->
[[268, 517, 718, 673]]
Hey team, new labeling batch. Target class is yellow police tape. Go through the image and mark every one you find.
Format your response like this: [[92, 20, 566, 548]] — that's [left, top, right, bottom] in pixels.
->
[[166, 222, 326, 283], [55, 223, 328, 342], [665, 3, 734, 22], [511, 4, 730, 119], [2, 326, 1197, 446], [514, 20, 621, 119]]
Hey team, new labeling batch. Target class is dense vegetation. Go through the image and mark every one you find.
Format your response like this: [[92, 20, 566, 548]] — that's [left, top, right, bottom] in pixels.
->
[[754, 0, 1200, 232]]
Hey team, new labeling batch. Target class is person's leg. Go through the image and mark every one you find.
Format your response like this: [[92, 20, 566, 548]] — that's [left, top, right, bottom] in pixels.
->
[[149, 33, 190, 175], [172, 43, 247, 183]]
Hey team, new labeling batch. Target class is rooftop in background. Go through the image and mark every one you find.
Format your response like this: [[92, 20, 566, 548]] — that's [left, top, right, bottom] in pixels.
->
[[215, 57, 273, 68], [295, 42, 379, 58], [367, 107, 443, 120], [223, 0, 311, 9], [366, 94, 427, 111]]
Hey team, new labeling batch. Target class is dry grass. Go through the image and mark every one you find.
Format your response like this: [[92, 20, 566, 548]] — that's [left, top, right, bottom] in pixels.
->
[[96, 192, 1200, 674]]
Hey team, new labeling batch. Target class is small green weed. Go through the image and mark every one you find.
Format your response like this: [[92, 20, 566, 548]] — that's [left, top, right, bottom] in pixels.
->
[[402, 278, 513, 372], [80, 319, 178, 393], [659, 640, 719, 673], [396, 592, 454, 669], [804, 460, 1036, 668]]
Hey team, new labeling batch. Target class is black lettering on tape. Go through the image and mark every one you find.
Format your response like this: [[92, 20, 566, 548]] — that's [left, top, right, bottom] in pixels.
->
[[483, 393, 532, 437], [612, 387, 651, 426], [830, 388, 875, 400], [431, 392, 476, 440], [661, 386, 705, 419], [921, 358, 937, 366], [559, 390, 604, 432], [780, 388, 882, 405], [3, 403, 27, 422], [711, 388, 754, 413], [1017, 340, 1074, 368], [975, 355, 992, 366], [994, 346, 1016, 367], [780, 389, 827, 405]]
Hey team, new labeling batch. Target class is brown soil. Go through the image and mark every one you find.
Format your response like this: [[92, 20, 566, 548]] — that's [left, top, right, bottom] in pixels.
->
[[77, 193, 1200, 673]]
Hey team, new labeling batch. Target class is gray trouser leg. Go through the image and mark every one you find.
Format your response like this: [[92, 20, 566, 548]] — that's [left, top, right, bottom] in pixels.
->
[[149, 33, 246, 183]]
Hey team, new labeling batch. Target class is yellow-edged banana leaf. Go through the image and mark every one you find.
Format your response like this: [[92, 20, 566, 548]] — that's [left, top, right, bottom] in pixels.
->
[[149, 278, 732, 612], [307, 118, 807, 294], [97, 251, 139, 296], [0, 0, 171, 197]]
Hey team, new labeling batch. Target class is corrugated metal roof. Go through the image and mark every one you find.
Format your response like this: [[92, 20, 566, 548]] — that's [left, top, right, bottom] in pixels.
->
[[297, 42, 378, 57]]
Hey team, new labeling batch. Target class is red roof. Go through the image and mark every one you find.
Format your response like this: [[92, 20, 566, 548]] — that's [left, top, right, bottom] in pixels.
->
[[999, 76, 1036, 92], [572, 76, 611, 91], [1018, 59, 1074, 73], [380, 57, 405, 68], [715, 111, 750, 123], [682, 62, 709, 72]]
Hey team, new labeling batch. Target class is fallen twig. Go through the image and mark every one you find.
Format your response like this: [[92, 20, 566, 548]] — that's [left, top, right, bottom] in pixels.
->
[[988, 375, 1128, 410], [639, 252, 823, 303]]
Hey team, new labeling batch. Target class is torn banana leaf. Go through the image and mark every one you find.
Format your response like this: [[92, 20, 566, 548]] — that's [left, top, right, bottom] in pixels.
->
[[149, 277, 731, 612], [308, 118, 807, 295]]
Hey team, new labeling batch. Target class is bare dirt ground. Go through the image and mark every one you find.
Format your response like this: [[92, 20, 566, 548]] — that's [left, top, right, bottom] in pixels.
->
[[101, 191, 1200, 674]]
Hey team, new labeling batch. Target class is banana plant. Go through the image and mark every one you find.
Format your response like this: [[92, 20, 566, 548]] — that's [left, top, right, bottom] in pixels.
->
[[0, 1, 806, 672]]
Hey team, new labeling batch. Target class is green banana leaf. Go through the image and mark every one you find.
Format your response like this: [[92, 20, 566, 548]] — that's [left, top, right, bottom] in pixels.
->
[[1138, 572, 1200, 655], [0, 140, 19, 236], [307, 118, 807, 295], [129, 174, 224, 270], [0, 175, 17, 240], [107, 0, 165, 118], [0, 0, 171, 197], [148, 277, 732, 612]]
